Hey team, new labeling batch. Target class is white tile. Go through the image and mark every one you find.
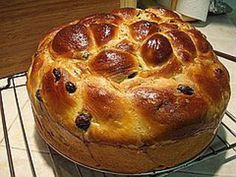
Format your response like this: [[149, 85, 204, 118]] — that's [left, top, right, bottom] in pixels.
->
[[0, 145, 54, 177], [219, 57, 236, 85], [217, 50, 236, 116], [224, 87, 236, 115], [14, 86, 30, 111], [19, 100, 49, 153], [0, 146, 32, 177], [0, 89, 18, 143], [0, 111, 4, 143], [0, 100, 48, 153], [0, 145, 10, 177], [31, 150, 54, 177], [196, 14, 236, 56], [0, 117, 26, 148]]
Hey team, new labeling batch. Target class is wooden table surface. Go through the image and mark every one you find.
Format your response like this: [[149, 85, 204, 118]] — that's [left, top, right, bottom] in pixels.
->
[[0, 0, 121, 78]]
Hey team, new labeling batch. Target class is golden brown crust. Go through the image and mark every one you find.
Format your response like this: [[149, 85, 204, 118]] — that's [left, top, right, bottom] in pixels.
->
[[129, 20, 159, 41], [27, 7, 230, 173], [167, 30, 197, 62], [52, 24, 92, 57], [88, 49, 139, 81], [115, 39, 136, 52], [90, 23, 118, 47], [141, 33, 173, 65]]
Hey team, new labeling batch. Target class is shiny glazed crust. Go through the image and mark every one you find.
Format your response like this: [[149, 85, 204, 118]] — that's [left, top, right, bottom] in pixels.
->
[[27, 8, 230, 173]]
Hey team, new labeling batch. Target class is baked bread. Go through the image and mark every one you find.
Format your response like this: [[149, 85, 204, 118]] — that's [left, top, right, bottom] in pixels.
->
[[27, 8, 230, 173]]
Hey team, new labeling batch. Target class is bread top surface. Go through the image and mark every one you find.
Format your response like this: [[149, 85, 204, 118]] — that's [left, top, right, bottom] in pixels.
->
[[27, 8, 230, 147]]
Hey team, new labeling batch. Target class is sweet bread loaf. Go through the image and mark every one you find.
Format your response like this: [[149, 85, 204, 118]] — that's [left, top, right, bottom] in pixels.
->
[[27, 8, 230, 173]]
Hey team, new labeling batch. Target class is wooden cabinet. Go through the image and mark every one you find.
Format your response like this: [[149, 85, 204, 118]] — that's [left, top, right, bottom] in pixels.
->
[[0, 0, 137, 78]]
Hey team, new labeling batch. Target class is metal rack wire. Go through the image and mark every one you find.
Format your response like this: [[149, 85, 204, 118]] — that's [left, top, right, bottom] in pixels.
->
[[0, 64, 236, 177]]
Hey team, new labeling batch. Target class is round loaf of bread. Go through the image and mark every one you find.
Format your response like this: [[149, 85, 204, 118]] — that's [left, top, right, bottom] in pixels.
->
[[27, 8, 230, 174]]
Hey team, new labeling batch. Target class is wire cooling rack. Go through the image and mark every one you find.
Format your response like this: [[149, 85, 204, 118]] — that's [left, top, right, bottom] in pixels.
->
[[0, 52, 236, 177]]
